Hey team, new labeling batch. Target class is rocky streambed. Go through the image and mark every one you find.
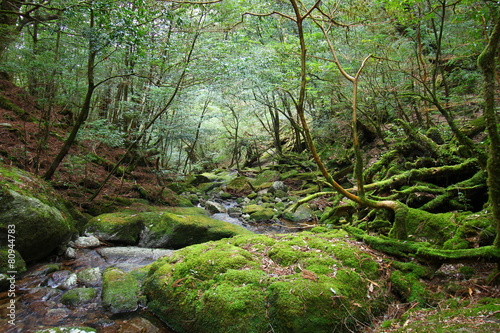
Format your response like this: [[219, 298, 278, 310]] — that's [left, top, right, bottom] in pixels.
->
[[0, 237, 178, 333]]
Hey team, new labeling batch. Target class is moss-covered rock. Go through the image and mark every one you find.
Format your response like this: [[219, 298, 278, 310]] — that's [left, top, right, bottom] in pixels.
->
[[242, 204, 264, 214], [144, 231, 391, 333], [225, 176, 252, 196], [0, 164, 81, 262], [84, 207, 252, 248], [282, 204, 314, 222], [84, 212, 143, 244], [249, 208, 276, 221], [102, 267, 143, 314], [61, 287, 96, 307]]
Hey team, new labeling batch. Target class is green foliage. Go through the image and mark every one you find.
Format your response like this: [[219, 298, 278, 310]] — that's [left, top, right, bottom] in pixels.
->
[[78, 119, 125, 148]]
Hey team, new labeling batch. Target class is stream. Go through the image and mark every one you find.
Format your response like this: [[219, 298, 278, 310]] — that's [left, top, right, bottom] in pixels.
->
[[0, 195, 316, 332], [0, 245, 177, 333]]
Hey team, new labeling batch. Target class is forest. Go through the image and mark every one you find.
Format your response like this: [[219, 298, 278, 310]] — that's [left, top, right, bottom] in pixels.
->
[[0, 0, 500, 332]]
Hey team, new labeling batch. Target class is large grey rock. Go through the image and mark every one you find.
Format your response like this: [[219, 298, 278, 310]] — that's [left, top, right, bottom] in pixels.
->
[[0, 164, 81, 262]]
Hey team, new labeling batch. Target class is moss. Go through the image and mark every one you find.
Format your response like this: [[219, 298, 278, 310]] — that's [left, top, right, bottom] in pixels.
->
[[387, 297, 500, 332], [225, 176, 252, 196], [253, 169, 279, 186], [102, 267, 143, 314], [85, 212, 143, 244], [249, 208, 275, 221], [390, 205, 457, 245], [144, 232, 390, 333], [0, 95, 27, 119], [0, 247, 26, 274], [61, 287, 96, 307], [390, 270, 431, 305]]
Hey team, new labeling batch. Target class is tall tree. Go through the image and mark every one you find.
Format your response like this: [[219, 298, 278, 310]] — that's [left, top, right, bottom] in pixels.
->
[[477, 5, 500, 248]]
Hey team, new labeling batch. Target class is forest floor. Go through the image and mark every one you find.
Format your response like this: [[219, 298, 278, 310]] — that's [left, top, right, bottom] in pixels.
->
[[0, 79, 167, 212]]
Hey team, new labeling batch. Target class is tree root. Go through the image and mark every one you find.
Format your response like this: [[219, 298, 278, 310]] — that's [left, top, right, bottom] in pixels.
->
[[346, 226, 500, 264]]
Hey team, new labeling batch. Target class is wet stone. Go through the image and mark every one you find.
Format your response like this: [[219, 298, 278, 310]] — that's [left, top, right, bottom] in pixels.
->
[[73, 236, 101, 248], [77, 267, 102, 287], [45, 270, 71, 289]]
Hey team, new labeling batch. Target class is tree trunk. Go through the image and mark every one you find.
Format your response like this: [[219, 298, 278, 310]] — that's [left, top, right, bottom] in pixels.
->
[[477, 7, 500, 248], [43, 9, 97, 181]]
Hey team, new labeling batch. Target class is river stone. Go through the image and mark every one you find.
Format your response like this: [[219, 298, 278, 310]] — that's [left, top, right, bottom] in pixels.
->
[[242, 204, 263, 214], [282, 204, 314, 222], [268, 181, 288, 194], [204, 200, 226, 214], [249, 208, 275, 221], [97, 247, 174, 271], [77, 267, 102, 287], [0, 164, 81, 262], [59, 273, 78, 290], [61, 287, 96, 307], [143, 230, 390, 333], [65, 247, 77, 259], [102, 267, 143, 314], [73, 236, 101, 248]]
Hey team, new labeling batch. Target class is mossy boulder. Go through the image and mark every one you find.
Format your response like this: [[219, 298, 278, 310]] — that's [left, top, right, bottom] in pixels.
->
[[102, 267, 144, 314], [84, 207, 252, 249], [0, 164, 81, 262], [242, 204, 264, 214], [85, 212, 144, 244], [282, 204, 314, 222], [144, 231, 391, 333], [61, 287, 96, 307], [249, 208, 276, 221], [225, 176, 252, 196]]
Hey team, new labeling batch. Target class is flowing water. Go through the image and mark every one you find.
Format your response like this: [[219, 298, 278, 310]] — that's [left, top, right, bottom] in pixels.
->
[[0, 247, 177, 333]]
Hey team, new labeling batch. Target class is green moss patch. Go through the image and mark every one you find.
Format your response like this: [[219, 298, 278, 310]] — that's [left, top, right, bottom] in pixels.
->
[[144, 231, 391, 333]]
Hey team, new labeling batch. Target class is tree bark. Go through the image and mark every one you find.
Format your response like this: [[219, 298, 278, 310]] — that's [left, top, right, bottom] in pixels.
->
[[477, 7, 500, 248], [43, 8, 97, 181]]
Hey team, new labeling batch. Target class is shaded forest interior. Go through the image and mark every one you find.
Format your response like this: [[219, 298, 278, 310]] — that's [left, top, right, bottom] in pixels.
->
[[1, 2, 500, 330]]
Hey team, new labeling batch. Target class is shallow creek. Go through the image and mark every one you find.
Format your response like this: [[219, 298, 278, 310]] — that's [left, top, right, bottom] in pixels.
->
[[0, 246, 176, 333], [0, 198, 316, 332]]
